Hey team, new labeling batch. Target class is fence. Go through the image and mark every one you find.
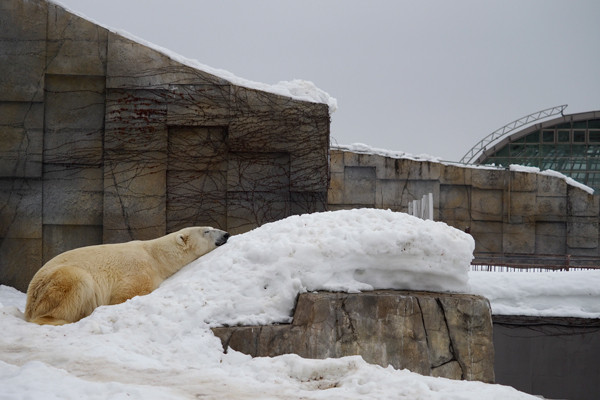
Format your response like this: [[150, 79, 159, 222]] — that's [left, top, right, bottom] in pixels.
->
[[471, 253, 600, 272]]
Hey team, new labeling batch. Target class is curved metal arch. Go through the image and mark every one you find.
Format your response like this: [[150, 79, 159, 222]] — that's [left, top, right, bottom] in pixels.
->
[[459, 104, 568, 164]]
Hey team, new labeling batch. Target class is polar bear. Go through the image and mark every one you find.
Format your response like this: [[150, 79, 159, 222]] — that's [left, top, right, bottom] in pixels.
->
[[25, 226, 229, 326]]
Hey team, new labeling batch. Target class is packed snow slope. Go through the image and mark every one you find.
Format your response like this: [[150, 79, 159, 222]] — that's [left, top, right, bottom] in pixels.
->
[[0, 209, 540, 399]]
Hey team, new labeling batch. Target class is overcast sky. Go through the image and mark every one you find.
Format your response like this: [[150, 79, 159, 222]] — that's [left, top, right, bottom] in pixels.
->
[[57, 0, 600, 161]]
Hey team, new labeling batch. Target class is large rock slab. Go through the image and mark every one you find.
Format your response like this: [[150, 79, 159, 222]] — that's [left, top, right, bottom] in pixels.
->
[[212, 290, 495, 383]]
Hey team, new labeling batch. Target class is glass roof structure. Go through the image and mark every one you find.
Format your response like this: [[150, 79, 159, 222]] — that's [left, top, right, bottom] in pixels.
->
[[476, 111, 600, 191]]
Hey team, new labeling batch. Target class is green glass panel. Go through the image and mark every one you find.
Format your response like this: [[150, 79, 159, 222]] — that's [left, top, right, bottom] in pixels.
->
[[556, 122, 571, 129], [540, 159, 557, 170], [588, 157, 600, 169], [513, 137, 526, 144], [556, 158, 571, 170], [573, 121, 587, 129], [525, 131, 540, 143], [494, 146, 510, 157], [589, 130, 600, 143], [558, 130, 570, 142], [586, 145, 600, 156], [573, 130, 586, 143], [542, 130, 555, 143], [588, 119, 600, 129], [526, 145, 540, 157], [541, 145, 557, 157], [510, 144, 525, 156], [571, 158, 587, 170]]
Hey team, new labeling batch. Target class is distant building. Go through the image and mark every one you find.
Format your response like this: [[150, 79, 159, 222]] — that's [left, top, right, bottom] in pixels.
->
[[474, 111, 600, 190]]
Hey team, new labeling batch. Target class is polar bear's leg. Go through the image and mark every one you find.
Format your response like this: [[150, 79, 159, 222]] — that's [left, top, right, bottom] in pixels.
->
[[26, 266, 99, 325]]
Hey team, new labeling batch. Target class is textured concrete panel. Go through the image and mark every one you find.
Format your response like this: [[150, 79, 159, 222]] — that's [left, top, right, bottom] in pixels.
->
[[567, 217, 599, 249], [535, 222, 566, 254], [377, 179, 439, 213], [568, 186, 599, 217], [329, 150, 344, 174], [440, 164, 472, 185], [46, 4, 108, 75], [168, 126, 228, 171], [0, 179, 42, 239], [106, 32, 226, 89], [507, 191, 536, 219], [43, 165, 103, 226], [44, 75, 105, 165], [344, 166, 376, 205], [537, 174, 567, 196], [509, 171, 537, 192], [42, 224, 103, 264], [0, 238, 42, 293], [439, 185, 471, 225], [227, 191, 290, 235], [290, 191, 327, 216], [503, 222, 535, 254], [105, 89, 168, 157], [228, 152, 290, 193], [327, 172, 344, 205], [0, 102, 43, 177], [167, 85, 231, 126], [103, 160, 166, 242], [472, 168, 505, 190], [471, 221, 503, 254], [471, 189, 503, 221], [0, 0, 47, 102], [535, 196, 567, 221]]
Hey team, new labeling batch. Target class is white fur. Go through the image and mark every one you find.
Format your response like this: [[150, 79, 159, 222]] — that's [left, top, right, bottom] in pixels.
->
[[25, 227, 229, 325]]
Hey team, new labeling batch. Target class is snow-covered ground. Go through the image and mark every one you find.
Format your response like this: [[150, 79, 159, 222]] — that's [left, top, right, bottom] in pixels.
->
[[0, 209, 568, 399]]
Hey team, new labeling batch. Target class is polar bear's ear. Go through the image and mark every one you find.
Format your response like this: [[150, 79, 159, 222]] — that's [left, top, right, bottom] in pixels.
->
[[176, 233, 188, 247]]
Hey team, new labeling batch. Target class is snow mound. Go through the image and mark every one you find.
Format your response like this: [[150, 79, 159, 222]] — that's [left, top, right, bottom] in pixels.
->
[[0, 209, 540, 399], [163, 209, 474, 326]]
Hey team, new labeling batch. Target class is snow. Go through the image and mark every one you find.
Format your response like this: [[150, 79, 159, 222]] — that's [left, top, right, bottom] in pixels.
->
[[333, 143, 443, 163], [469, 270, 600, 318], [48, 1, 338, 114], [0, 209, 539, 399]]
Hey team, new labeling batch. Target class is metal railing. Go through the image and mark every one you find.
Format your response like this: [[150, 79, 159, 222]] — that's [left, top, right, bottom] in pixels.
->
[[471, 253, 600, 272], [459, 104, 568, 164]]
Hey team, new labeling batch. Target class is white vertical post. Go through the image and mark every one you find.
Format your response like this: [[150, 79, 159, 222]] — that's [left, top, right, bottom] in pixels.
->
[[427, 193, 433, 220]]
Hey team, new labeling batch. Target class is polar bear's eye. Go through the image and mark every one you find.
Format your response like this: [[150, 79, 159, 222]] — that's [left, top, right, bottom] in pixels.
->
[[204, 230, 210, 235]]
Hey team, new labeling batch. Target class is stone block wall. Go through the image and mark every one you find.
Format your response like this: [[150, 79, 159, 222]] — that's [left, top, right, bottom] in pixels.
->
[[0, 0, 329, 292], [329, 149, 600, 264]]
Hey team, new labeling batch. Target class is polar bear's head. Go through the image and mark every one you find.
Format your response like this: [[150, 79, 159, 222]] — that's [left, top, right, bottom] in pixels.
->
[[174, 226, 230, 260]]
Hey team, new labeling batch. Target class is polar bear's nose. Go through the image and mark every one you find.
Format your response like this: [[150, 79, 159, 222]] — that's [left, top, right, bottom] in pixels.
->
[[216, 232, 230, 246]]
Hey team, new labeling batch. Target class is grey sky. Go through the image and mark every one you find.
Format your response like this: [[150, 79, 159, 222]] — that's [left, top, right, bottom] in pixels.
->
[[57, 0, 600, 161]]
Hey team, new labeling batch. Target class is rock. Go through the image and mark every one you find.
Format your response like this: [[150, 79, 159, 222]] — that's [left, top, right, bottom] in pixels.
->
[[212, 290, 495, 383]]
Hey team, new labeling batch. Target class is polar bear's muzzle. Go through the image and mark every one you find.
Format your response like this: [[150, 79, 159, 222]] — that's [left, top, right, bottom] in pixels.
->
[[215, 231, 230, 247]]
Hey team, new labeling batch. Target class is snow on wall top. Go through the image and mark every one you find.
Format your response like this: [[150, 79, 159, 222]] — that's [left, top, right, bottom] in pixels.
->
[[49, 1, 338, 114], [333, 142, 595, 195]]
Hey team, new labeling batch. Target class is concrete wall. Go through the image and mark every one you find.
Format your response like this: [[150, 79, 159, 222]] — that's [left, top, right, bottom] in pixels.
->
[[329, 148, 600, 265], [493, 316, 600, 400], [0, 0, 329, 292]]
